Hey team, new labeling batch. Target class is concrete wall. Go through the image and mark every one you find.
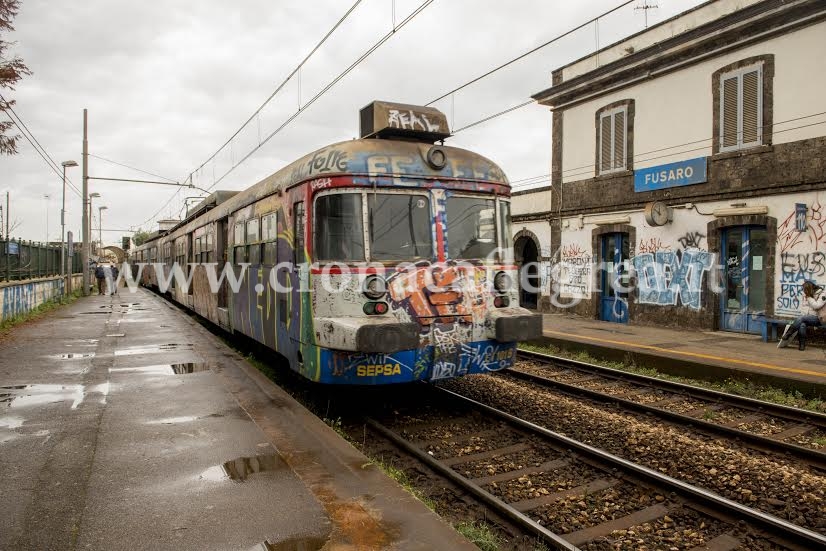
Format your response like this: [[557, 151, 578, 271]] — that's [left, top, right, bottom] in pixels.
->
[[0, 275, 83, 323]]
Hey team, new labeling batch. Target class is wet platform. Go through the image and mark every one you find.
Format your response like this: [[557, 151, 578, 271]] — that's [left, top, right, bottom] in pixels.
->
[[0, 288, 475, 550], [540, 314, 826, 395]]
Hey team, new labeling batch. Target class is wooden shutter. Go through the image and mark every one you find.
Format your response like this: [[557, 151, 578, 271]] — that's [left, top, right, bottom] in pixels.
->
[[613, 110, 625, 170], [741, 69, 760, 146], [721, 76, 739, 149], [600, 114, 612, 173]]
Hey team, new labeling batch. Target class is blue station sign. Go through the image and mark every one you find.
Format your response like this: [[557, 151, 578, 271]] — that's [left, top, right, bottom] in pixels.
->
[[634, 157, 708, 192]]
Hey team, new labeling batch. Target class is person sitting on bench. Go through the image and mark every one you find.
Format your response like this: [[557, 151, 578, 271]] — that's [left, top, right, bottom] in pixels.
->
[[778, 281, 826, 350]]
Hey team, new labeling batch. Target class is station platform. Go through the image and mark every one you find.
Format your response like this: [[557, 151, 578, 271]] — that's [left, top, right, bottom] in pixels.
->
[[0, 288, 475, 551], [540, 314, 826, 396]]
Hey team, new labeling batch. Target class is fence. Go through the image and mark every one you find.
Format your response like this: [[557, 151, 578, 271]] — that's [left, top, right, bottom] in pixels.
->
[[0, 238, 82, 282]]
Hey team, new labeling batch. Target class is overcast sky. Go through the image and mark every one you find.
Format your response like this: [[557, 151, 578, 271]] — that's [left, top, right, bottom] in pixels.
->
[[2, 0, 704, 245]]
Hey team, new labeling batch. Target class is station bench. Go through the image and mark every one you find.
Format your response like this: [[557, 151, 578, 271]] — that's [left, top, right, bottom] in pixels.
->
[[762, 317, 826, 344]]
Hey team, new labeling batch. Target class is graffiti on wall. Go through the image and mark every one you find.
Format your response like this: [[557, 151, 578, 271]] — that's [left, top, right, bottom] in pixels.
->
[[557, 243, 592, 299], [1, 278, 64, 322], [777, 251, 826, 315], [637, 237, 670, 254], [777, 200, 826, 253], [632, 249, 715, 310], [678, 231, 706, 251]]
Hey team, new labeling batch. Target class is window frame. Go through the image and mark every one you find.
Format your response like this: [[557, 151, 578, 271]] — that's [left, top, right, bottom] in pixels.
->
[[597, 105, 628, 176], [718, 62, 764, 153]]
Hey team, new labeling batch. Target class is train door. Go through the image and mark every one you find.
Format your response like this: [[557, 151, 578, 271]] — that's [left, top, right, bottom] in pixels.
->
[[721, 226, 766, 333], [216, 218, 230, 328], [600, 232, 629, 323]]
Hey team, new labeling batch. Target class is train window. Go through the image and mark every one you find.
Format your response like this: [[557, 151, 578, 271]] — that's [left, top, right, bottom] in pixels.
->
[[206, 233, 214, 263], [234, 245, 247, 264], [263, 242, 277, 265], [446, 196, 497, 260], [234, 222, 244, 245], [262, 213, 277, 241], [314, 194, 364, 262], [498, 200, 514, 263], [368, 194, 432, 261], [294, 202, 304, 265], [248, 243, 261, 265], [246, 218, 260, 243]]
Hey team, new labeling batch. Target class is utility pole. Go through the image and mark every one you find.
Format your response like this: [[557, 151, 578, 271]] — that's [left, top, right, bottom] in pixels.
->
[[81, 109, 90, 296], [5, 191, 9, 281]]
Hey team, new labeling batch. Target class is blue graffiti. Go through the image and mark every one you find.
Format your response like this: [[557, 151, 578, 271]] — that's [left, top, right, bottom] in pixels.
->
[[633, 250, 714, 310], [2, 278, 65, 321]]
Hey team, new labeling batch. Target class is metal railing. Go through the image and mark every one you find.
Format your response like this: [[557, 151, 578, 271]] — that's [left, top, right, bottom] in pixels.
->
[[0, 238, 82, 282]]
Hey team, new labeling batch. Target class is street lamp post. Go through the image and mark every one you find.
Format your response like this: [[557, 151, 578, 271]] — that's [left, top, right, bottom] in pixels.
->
[[98, 205, 107, 258], [61, 160, 78, 282], [89, 192, 100, 257]]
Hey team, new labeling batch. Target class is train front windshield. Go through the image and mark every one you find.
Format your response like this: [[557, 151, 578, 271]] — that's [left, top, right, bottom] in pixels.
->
[[314, 190, 512, 263]]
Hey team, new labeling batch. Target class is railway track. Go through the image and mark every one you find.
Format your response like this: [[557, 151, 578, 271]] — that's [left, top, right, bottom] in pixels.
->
[[367, 386, 826, 550], [511, 349, 826, 469]]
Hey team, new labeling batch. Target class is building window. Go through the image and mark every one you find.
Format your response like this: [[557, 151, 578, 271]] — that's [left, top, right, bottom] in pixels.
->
[[595, 100, 633, 176], [719, 63, 763, 152]]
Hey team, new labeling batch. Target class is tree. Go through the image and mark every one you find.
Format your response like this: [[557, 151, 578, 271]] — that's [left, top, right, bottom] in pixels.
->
[[0, 0, 31, 155], [132, 229, 152, 246]]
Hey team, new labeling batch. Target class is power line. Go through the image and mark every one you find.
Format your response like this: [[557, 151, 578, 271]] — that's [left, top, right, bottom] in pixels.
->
[[0, 93, 83, 197], [191, 0, 365, 178], [426, 0, 636, 107], [140, 0, 370, 230], [89, 154, 177, 182], [202, 0, 435, 194]]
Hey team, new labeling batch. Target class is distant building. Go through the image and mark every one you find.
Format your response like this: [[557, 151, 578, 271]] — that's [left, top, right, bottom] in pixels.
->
[[514, 0, 826, 334]]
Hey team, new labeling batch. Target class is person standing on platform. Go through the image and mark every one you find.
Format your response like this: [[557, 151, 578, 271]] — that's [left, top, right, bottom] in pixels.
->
[[778, 281, 826, 351], [95, 264, 106, 295]]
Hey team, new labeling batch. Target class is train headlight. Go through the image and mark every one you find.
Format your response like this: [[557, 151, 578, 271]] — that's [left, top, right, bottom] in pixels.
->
[[362, 275, 386, 300], [493, 271, 512, 294]]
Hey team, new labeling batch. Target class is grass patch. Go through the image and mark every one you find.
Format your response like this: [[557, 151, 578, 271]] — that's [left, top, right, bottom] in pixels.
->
[[519, 341, 825, 414], [454, 521, 502, 551], [369, 458, 437, 511], [0, 288, 82, 335]]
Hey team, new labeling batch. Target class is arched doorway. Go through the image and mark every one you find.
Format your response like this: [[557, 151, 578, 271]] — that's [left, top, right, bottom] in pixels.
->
[[515, 235, 539, 309]]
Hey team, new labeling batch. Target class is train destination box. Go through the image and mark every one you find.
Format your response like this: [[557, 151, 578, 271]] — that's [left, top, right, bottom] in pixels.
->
[[360, 100, 451, 143], [634, 157, 708, 193]]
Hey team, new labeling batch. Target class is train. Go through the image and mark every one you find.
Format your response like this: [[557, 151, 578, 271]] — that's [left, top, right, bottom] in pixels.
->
[[129, 101, 542, 384]]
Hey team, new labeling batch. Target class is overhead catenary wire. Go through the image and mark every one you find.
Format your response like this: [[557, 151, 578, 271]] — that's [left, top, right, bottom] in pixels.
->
[[89, 154, 178, 183], [0, 92, 83, 197], [139, 0, 372, 230], [200, 0, 435, 194]]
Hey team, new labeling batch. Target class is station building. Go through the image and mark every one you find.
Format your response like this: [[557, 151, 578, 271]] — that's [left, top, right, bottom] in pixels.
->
[[513, 0, 826, 334]]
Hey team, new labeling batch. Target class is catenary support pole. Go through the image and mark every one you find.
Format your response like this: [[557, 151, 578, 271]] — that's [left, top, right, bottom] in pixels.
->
[[81, 109, 90, 296]]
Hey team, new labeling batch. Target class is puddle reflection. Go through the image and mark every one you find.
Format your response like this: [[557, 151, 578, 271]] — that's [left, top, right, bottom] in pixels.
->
[[109, 363, 209, 375], [199, 454, 287, 482], [0, 384, 85, 409], [53, 353, 95, 359], [114, 344, 192, 356]]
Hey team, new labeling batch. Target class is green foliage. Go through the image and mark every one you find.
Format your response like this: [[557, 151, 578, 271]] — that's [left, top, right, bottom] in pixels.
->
[[454, 521, 502, 551], [0, 0, 32, 156], [131, 229, 152, 246]]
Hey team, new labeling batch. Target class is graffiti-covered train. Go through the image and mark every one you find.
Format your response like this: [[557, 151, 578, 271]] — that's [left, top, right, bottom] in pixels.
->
[[130, 101, 542, 384]]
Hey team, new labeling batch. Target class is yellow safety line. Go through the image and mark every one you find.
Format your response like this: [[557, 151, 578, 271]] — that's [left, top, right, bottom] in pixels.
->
[[544, 330, 826, 379]]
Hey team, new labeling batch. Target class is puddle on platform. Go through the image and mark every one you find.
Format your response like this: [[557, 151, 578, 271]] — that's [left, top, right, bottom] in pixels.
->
[[0, 384, 86, 409], [53, 353, 95, 360], [148, 415, 200, 425], [79, 312, 109, 315], [114, 344, 192, 356], [251, 537, 327, 551], [0, 416, 24, 429], [109, 363, 209, 375], [199, 454, 287, 482], [106, 333, 126, 337]]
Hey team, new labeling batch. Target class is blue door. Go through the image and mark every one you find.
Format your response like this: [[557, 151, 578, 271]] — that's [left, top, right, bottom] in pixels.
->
[[600, 233, 629, 323], [721, 227, 767, 333]]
